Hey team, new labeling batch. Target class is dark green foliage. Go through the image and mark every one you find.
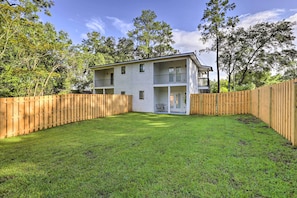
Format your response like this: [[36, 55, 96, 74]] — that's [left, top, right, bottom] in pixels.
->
[[0, 1, 73, 97], [219, 21, 296, 90], [128, 10, 177, 59]]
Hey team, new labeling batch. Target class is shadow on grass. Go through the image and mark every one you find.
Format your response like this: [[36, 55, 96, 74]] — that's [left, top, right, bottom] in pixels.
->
[[1, 113, 297, 197]]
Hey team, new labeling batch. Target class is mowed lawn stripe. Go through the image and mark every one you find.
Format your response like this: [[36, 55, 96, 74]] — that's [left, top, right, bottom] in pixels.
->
[[1, 113, 297, 197]]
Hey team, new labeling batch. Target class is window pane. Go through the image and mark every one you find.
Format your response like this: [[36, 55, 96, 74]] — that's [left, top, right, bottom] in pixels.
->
[[169, 67, 174, 82], [139, 91, 144, 99], [121, 66, 125, 74], [176, 67, 181, 82], [140, 64, 144, 72], [110, 73, 114, 85], [176, 93, 181, 108], [170, 95, 174, 108]]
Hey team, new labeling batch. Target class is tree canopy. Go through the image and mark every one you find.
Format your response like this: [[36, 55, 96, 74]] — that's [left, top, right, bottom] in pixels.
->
[[198, 0, 238, 93], [128, 10, 177, 59], [0, 5, 178, 97], [199, 0, 297, 92], [1, 1, 296, 97]]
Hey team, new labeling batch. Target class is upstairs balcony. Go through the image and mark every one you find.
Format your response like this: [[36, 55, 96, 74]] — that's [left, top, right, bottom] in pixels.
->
[[154, 73, 187, 85], [94, 79, 114, 87]]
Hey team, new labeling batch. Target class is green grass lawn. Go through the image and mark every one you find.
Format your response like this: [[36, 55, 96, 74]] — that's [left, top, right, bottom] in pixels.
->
[[1, 113, 297, 197]]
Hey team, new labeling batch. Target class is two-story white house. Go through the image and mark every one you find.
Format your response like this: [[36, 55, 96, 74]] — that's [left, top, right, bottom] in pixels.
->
[[90, 52, 212, 115]]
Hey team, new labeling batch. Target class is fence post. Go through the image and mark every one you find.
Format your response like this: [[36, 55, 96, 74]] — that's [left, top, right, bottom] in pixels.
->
[[249, 90, 252, 114], [216, 94, 218, 116], [269, 87, 273, 128], [293, 82, 297, 146], [0, 98, 7, 139], [257, 89, 260, 118]]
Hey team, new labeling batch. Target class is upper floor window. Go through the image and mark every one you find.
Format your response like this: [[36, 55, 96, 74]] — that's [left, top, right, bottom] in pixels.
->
[[139, 64, 145, 72], [121, 66, 126, 74], [169, 67, 182, 82], [139, 91, 144, 100], [121, 91, 125, 95]]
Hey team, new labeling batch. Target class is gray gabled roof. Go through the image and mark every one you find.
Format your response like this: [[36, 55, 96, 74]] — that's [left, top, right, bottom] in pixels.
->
[[89, 52, 213, 71]]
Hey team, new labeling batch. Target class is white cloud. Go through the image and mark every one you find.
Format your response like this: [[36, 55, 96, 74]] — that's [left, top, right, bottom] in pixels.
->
[[80, 33, 88, 40], [106, 16, 133, 35], [238, 9, 285, 28], [286, 12, 297, 23], [172, 29, 217, 79], [173, 29, 203, 53], [85, 18, 105, 34]]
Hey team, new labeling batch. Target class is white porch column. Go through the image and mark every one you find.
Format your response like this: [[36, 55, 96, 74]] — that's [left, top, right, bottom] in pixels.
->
[[186, 86, 190, 115], [186, 58, 190, 115], [168, 86, 171, 114]]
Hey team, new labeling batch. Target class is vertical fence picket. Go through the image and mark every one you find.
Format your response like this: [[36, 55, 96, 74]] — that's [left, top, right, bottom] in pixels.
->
[[12, 97, 19, 136], [0, 98, 7, 138], [293, 82, 297, 146], [190, 79, 297, 145], [28, 97, 35, 133], [6, 98, 13, 137]]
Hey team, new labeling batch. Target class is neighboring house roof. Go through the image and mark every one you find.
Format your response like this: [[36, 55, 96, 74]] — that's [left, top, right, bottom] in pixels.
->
[[89, 52, 213, 72]]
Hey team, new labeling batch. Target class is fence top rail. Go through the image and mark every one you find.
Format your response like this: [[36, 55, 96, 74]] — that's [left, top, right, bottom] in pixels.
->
[[191, 90, 251, 96], [252, 78, 297, 91], [0, 94, 132, 100]]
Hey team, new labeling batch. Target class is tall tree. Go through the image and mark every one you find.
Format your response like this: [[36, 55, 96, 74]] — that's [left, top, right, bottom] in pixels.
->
[[67, 45, 104, 93], [0, 0, 74, 97], [218, 27, 245, 91], [128, 10, 176, 59], [1, 0, 54, 16], [115, 37, 135, 62], [236, 21, 296, 85], [81, 31, 116, 64], [198, 0, 238, 93], [219, 21, 296, 89]]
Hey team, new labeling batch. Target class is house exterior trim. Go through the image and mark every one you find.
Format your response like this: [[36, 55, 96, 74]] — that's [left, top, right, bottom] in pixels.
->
[[91, 52, 212, 114]]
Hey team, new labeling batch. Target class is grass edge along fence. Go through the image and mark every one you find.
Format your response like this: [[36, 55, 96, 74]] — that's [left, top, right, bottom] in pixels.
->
[[190, 79, 297, 146], [0, 94, 132, 139]]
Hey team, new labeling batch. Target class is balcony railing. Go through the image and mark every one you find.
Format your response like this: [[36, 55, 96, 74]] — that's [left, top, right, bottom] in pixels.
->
[[154, 73, 187, 84], [198, 78, 209, 87], [94, 79, 114, 87]]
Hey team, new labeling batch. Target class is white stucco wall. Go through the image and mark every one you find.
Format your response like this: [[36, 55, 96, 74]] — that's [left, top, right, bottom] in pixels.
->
[[92, 53, 206, 115], [114, 62, 154, 113], [188, 59, 199, 94]]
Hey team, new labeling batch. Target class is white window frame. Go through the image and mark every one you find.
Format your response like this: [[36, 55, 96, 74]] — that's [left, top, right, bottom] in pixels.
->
[[121, 66, 126, 74], [139, 91, 144, 100], [139, 64, 145, 72]]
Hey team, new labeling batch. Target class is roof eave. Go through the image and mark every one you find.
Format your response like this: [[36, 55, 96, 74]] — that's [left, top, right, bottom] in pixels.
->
[[90, 52, 198, 70]]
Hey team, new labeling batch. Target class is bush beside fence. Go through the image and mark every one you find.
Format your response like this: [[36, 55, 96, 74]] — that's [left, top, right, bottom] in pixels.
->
[[0, 94, 132, 139], [191, 79, 297, 146]]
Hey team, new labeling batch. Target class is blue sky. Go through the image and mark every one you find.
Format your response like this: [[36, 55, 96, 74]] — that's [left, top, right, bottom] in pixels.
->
[[41, 0, 297, 79]]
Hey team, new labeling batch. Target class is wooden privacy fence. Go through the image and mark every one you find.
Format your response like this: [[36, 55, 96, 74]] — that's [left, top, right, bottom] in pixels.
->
[[0, 94, 132, 139], [191, 79, 297, 146], [190, 90, 250, 115], [250, 79, 297, 145]]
